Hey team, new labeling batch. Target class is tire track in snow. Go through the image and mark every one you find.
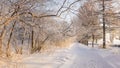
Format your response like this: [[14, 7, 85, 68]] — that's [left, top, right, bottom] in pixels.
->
[[66, 44, 114, 68], [87, 60, 97, 68]]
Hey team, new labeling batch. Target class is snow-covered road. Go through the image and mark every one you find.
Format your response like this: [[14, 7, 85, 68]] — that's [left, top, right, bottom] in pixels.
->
[[1, 43, 120, 68], [63, 44, 113, 68], [21, 43, 120, 68]]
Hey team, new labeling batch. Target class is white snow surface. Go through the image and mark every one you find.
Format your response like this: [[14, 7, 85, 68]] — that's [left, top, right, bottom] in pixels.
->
[[1, 43, 120, 68]]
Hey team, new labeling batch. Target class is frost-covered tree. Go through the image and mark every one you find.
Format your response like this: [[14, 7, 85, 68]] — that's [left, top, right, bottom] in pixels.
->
[[74, 0, 100, 46], [0, 0, 82, 57]]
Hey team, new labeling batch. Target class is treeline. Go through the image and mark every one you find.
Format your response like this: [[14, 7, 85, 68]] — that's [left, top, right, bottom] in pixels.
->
[[74, 0, 120, 47], [0, 0, 79, 57]]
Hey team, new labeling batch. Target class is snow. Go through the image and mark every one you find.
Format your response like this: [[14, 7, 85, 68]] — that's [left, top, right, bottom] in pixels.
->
[[113, 39, 120, 45], [1, 43, 120, 68]]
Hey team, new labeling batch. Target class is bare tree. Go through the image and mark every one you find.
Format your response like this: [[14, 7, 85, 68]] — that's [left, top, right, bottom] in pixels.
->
[[74, 0, 100, 46], [0, 0, 83, 57]]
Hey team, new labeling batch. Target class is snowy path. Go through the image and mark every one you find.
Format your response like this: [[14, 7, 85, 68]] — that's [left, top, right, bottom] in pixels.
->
[[62, 44, 113, 68], [2, 43, 120, 68], [21, 43, 120, 68]]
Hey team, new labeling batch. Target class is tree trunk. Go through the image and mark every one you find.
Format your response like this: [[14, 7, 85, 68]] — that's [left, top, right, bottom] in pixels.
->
[[6, 22, 16, 57], [0, 26, 6, 56], [0, 38, 2, 56], [31, 30, 34, 53], [32, 30, 34, 48], [96, 39, 97, 44], [102, 0, 106, 48], [86, 40, 88, 46], [92, 34, 95, 47]]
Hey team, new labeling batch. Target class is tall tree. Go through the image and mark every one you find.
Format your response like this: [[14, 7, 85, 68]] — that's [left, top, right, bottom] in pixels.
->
[[74, 0, 99, 46]]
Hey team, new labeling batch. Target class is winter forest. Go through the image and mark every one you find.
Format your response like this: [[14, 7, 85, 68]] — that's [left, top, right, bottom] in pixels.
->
[[0, 0, 120, 68]]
